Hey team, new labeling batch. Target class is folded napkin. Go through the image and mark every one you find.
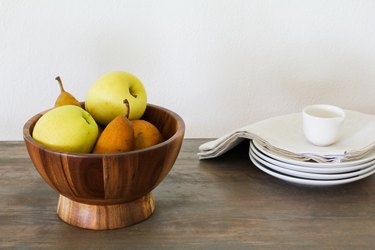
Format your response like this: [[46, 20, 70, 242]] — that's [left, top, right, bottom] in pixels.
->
[[198, 110, 375, 163]]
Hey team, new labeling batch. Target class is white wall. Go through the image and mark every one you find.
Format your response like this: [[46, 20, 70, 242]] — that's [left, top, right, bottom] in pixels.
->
[[2, 0, 375, 140]]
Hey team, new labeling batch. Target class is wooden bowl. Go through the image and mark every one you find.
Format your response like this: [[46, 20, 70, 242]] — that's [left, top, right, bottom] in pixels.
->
[[23, 103, 185, 230]]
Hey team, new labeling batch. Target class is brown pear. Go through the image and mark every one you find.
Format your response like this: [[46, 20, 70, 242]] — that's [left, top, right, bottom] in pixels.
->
[[92, 99, 134, 154], [131, 120, 164, 150], [54, 76, 81, 107]]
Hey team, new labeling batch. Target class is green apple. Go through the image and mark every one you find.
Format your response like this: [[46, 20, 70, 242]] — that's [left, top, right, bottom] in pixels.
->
[[85, 71, 147, 125], [32, 105, 99, 153]]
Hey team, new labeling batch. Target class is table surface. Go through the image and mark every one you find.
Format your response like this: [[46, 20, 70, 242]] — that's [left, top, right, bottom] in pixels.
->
[[1, 139, 375, 249]]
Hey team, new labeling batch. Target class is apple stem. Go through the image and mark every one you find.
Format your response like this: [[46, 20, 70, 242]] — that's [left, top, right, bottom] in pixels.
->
[[123, 99, 130, 119], [55, 76, 65, 92]]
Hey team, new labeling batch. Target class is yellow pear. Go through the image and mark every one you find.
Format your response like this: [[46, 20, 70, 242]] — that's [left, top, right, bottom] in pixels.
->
[[92, 99, 134, 154], [131, 120, 164, 150], [54, 76, 81, 107]]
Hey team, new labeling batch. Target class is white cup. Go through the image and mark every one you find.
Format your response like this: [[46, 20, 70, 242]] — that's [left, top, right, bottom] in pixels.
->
[[302, 104, 346, 146]]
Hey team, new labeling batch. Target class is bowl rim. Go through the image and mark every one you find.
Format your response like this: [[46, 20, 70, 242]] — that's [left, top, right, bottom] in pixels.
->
[[23, 103, 185, 158]]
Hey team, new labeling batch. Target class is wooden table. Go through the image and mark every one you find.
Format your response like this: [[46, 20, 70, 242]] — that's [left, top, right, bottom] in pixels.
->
[[1, 139, 374, 249]]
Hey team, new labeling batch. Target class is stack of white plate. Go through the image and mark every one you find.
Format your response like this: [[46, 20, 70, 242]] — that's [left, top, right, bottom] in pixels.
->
[[249, 140, 375, 186]]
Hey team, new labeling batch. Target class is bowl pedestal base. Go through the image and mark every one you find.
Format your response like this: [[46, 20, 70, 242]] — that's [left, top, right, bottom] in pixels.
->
[[56, 193, 155, 230]]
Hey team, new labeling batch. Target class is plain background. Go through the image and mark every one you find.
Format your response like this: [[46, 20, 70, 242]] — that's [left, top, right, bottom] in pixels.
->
[[2, 0, 375, 140]]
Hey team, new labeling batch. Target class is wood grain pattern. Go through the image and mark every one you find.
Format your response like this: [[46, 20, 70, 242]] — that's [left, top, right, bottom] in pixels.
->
[[1, 140, 375, 248], [22, 104, 185, 230], [57, 193, 155, 230]]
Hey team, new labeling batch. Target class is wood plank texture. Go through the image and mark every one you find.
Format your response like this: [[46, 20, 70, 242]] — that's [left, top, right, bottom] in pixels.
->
[[1, 140, 375, 249]]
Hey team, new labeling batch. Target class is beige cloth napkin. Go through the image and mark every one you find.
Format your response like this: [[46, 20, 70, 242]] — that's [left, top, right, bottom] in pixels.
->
[[198, 110, 375, 163]]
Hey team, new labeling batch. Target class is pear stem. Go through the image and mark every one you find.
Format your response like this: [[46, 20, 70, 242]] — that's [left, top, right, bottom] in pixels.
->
[[55, 76, 65, 92], [123, 99, 130, 119]]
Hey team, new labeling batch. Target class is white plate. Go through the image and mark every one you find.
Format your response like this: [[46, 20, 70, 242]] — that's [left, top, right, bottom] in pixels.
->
[[250, 146, 375, 180], [253, 140, 375, 168], [249, 153, 375, 186], [250, 141, 375, 174]]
